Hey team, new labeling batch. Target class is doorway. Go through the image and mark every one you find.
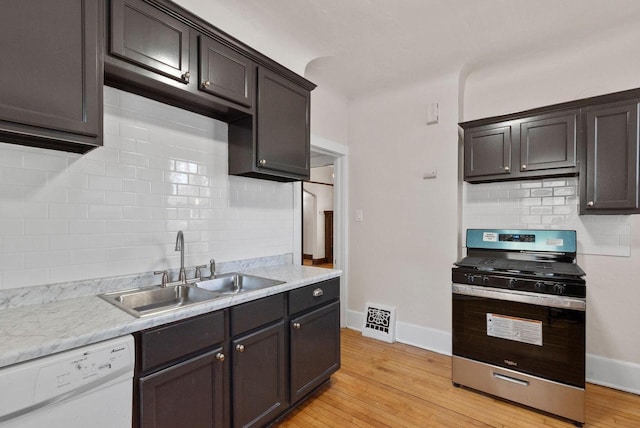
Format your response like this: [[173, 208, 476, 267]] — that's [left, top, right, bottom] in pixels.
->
[[302, 163, 334, 268]]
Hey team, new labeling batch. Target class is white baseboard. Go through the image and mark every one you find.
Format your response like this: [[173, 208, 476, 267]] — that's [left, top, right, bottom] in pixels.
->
[[346, 309, 452, 355], [346, 309, 640, 395], [586, 354, 640, 395]]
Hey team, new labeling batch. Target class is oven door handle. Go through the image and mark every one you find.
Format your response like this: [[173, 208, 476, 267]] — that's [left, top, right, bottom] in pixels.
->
[[493, 372, 530, 387], [452, 283, 586, 311]]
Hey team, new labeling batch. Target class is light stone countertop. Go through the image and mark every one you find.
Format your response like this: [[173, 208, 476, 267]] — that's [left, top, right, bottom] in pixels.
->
[[0, 264, 341, 369]]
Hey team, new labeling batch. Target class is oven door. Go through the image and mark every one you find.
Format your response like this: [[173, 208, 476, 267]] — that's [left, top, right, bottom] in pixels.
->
[[452, 283, 585, 387]]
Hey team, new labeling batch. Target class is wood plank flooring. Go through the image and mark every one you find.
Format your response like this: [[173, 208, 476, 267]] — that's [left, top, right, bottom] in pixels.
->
[[275, 328, 640, 427]]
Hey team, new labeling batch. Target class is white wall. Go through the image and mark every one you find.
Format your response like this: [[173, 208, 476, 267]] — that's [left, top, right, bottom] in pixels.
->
[[347, 73, 459, 351], [310, 85, 349, 146], [463, 26, 640, 390], [0, 87, 294, 290]]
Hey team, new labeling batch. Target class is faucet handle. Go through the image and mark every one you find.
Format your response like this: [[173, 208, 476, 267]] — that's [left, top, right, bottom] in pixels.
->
[[209, 258, 216, 278], [154, 270, 169, 287], [195, 265, 207, 280]]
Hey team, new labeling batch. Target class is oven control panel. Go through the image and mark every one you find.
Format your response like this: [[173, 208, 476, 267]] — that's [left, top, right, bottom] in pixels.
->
[[451, 270, 586, 298]]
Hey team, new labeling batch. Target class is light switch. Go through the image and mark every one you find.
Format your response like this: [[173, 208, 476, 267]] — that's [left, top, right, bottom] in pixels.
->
[[355, 209, 364, 222], [423, 169, 437, 179]]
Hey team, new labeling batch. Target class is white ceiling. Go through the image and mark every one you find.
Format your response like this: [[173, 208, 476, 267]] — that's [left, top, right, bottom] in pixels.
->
[[181, 0, 640, 98]]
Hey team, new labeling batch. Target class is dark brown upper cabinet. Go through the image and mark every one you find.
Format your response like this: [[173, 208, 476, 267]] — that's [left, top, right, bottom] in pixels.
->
[[464, 125, 512, 179], [199, 35, 255, 108], [0, 0, 103, 153], [581, 100, 639, 214], [229, 68, 311, 182], [110, 0, 192, 84], [105, 0, 315, 182], [462, 110, 578, 183]]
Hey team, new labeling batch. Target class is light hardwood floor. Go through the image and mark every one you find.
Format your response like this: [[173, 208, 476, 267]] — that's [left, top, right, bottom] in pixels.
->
[[276, 328, 640, 427]]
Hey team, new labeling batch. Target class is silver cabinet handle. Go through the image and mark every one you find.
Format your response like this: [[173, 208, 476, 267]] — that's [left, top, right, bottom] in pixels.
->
[[313, 288, 324, 297], [182, 71, 191, 82], [521, 164, 527, 170], [215, 353, 225, 362], [235, 344, 245, 353], [587, 201, 594, 207], [202, 80, 211, 88], [504, 166, 510, 172], [292, 322, 301, 329], [258, 159, 267, 166]]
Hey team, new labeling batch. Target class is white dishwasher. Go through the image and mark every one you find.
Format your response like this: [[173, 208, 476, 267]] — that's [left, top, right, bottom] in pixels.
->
[[0, 335, 135, 428]]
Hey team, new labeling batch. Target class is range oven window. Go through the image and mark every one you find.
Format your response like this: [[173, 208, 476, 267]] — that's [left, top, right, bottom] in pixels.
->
[[452, 294, 585, 388]]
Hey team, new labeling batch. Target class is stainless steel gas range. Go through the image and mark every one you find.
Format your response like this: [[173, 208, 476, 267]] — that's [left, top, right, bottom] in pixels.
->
[[452, 229, 586, 425]]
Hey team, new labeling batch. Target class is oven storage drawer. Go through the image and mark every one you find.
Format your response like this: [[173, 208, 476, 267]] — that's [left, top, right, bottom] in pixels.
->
[[452, 287, 585, 388]]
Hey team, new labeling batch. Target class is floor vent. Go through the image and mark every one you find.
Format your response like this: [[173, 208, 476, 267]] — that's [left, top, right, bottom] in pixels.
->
[[362, 303, 396, 343]]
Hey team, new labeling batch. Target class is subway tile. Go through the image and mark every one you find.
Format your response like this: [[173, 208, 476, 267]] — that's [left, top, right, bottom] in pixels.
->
[[68, 158, 106, 176], [49, 235, 88, 250], [136, 167, 163, 182], [1, 166, 47, 186], [521, 197, 542, 206], [68, 189, 105, 205], [89, 175, 122, 192], [554, 186, 576, 196], [70, 248, 105, 265], [2, 268, 48, 289], [89, 205, 123, 219], [136, 193, 164, 207], [542, 197, 565, 205], [25, 251, 68, 268], [165, 171, 189, 184], [120, 123, 150, 141], [23, 153, 68, 171], [0, 254, 25, 270], [122, 179, 151, 194], [543, 179, 566, 187], [520, 182, 542, 189], [49, 204, 88, 219], [530, 206, 553, 215], [69, 219, 105, 234], [508, 189, 530, 198], [25, 219, 67, 235], [177, 184, 200, 197], [105, 191, 136, 206], [47, 171, 89, 189], [0, 146, 24, 167], [1, 236, 47, 253], [530, 188, 553, 197], [120, 152, 150, 168], [106, 164, 136, 179], [123, 206, 153, 220]]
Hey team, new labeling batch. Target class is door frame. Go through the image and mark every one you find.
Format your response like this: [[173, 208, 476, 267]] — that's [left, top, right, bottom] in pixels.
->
[[293, 135, 349, 327]]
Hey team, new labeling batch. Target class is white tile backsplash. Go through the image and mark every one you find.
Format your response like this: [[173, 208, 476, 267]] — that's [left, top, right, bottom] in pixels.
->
[[463, 177, 631, 256], [0, 87, 294, 289]]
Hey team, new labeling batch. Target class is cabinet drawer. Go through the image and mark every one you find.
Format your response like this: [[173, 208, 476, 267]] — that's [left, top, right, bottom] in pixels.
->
[[289, 278, 340, 315], [138, 310, 225, 373], [231, 294, 284, 337]]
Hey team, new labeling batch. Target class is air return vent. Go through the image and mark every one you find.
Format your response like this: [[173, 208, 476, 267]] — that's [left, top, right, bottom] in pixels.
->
[[362, 303, 396, 343]]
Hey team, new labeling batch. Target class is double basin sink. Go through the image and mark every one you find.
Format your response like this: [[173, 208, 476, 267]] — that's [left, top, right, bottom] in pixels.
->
[[100, 273, 284, 318]]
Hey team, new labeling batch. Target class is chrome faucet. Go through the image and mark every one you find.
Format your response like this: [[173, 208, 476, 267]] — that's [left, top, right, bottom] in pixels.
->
[[175, 231, 186, 284]]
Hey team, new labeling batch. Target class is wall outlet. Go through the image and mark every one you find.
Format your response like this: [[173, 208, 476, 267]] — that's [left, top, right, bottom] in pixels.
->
[[423, 169, 437, 179]]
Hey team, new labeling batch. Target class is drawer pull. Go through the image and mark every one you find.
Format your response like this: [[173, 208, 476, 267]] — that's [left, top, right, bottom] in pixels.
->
[[313, 288, 324, 297], [493, 372, 529, 386], [215, 352, 225, 362], [236, 344, 245, 353], [292, 322, 301, 329]]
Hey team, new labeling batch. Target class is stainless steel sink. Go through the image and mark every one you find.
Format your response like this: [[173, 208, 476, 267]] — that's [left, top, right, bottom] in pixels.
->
[[99, 284, 222, 317], [196, 273, 284, 294]]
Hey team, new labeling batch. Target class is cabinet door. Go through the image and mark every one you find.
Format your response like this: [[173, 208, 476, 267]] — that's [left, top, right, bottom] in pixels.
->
[[583, 102, 639, 213], [519, 111, 578, 173], [139, 347, 226, 428], [290, 301, 340, 404], [256, 68, 311, 179], [464, 125, 512, 180], [0, 0, 102, 152], [199, 35, 255, 108], [110, 0, 192, 84], [232, 321, 286, 428]]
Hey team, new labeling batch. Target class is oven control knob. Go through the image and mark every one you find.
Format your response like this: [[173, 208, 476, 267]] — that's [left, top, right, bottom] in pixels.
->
[[534, 281, 545, 291], [507, 278, 516, 288], [482, 275, 489, 285], [553, 283, 566, 294], [467, 274, 477, 284]]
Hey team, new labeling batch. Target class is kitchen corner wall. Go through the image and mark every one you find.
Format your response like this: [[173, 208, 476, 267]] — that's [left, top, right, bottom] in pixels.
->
[[0, 87, 294, 290]]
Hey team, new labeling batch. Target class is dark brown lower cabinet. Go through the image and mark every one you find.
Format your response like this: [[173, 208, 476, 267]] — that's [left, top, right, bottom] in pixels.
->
[[290, 301, 341, 403], [139, 347, 226, 428], [232, 322, 287, 428]]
